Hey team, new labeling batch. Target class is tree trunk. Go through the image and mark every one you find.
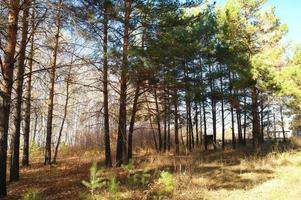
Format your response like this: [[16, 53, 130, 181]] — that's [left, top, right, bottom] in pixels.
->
[[229, 72, 236, 149], [174, 89, 179, 155], [116, 0, 131, 166], [154, 88, 162, 151], [199, 102, 203, 146], [202, 100, 207, 150], [102, 3, 112, 167], [0, 0, 20, 196], [45, 0, 62, 165], [188, 101, 194, 149], [10, 0, 30, 182], [146, 99, 158, 151], [23, 1, 36, 167], [167, 95, 171, 151], [220, 71, 225, 150], [53, 65, 71, 163], [251, 86, 260, 149], [267, 108, 270, 138], [273, 113, 276, 140], [209, 65, 217, 148], [280, 106, 286, 142], [163, 95, 167, 152], [236, 104, 243, 146], [243, 91, 247, 145], [194, 102, 199, 146], [260, 102, 264, 144], [128, 85, 140, 160]]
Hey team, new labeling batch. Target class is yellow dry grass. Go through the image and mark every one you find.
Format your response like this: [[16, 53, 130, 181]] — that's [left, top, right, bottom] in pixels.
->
[[5, 137, 301, 200]]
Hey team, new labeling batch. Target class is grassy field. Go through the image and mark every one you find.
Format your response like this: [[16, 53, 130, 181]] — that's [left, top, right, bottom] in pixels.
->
[[5, 138, 301, 200]]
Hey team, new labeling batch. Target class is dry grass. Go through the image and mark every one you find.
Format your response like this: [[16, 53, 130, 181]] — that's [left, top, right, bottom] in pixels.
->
[[4, 137, 301, 200]]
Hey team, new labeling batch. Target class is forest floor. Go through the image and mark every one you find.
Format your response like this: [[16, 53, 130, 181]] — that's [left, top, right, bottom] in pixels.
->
[[5, 138, 301, 200]]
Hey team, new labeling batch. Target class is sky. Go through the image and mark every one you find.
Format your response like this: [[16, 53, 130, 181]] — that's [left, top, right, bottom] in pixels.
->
[[214, 0, 301, 44]]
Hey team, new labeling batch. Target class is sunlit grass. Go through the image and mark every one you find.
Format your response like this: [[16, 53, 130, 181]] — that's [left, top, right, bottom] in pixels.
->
[[7, 137, 301, 199]]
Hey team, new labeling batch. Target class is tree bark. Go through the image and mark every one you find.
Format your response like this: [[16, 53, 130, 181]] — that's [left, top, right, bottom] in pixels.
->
[[0, 0, 20, 196], [10, 0, 31, 182], [154, 87, 162, 151], [163, 95, 167, 152], [102, 2, 112, 167], [202, 100, 207, 150], [194, 102, 199, 146], [174, 89, 179, 155], [23, 1, 36, 167], [209, 65, 217, 148], [243, 91, 247, 145], [45, 0, 62, 165], [251, 86, 260, 149], [220, 69, 225, 149], [146, 99, 158, 151], [260, 102, 264, 144], [53, 65, 71, 163], [128, 85, 140, 160], [280, 106, 286, 142], [229, 72, 236, 149], [116, 0, 131, 166]]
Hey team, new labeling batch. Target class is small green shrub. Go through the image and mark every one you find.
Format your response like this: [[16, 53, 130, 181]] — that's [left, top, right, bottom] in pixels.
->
[[81, 162, 122, 200], [140, 169, 151, 187], [148, 171, 175, 199], [121, 159, 134, 173], [82, 162, 106, 195], [157, 171, 175, 194], [22, 189, 40, 200], [107, 176, 121, 200]]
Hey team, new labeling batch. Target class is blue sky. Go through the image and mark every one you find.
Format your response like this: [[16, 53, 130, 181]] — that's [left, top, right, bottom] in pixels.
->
[[214, 0, 301, 44]]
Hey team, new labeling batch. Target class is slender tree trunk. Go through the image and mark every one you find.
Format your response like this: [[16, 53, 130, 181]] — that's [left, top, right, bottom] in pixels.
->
[[236, 103, 243, 146], [102, 4, 112, 167], [23, 1, 36, 167], [45, 0, 62, 165], [267, 108, 270, 138], [229, 72, 236, 149], [251, 86, 260, 149], [33, 111, 38, 144], [163, 96, 167, 152], [235, 89, 243, 146], [174, 89, 179, 155], [194, 102, 199, 146], [9, 0, 30, 182], [185, 105, 189, 149], [202, 100, 207, 150], [199, 102, 203, 146], [128, 85, 140, 160], [116, 0, 132, 166], [154, 88, 162, 151], [0, 0, 20, 196], [189, 101, 194, 149], [167, 95, 171, 151], [280, 106, 286, 142], [243, 91, 247, 145], [53, 65, 71, 163], [273, 113, 276, 140], [260, 102, 264, 144], [209, 65, 217, 148], [146, 99, 158, 151], [220, 70, 225, 149], [128, 18, 147, 159], [185, 98, 192, 151], [180, 127, 185, 147]]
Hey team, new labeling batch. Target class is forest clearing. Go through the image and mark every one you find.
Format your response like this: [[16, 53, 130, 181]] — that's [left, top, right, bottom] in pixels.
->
[[1, 0, 301, 199]]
